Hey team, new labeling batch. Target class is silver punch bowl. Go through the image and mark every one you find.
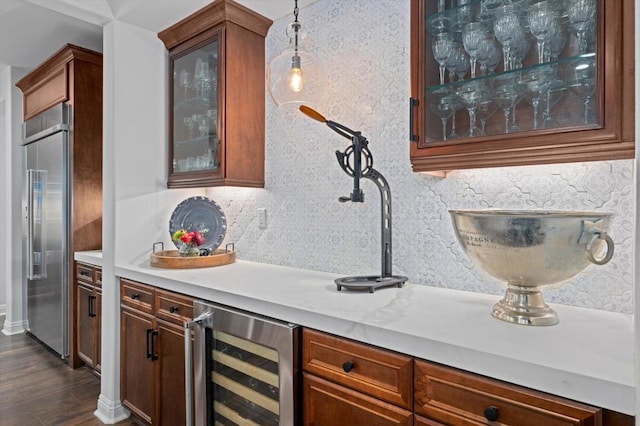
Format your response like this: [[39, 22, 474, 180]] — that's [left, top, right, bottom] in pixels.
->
[[449, 210, 615, 326]]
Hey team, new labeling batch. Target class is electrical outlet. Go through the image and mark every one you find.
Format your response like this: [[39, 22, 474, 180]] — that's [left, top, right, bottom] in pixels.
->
[[258, 208, 267, 229]]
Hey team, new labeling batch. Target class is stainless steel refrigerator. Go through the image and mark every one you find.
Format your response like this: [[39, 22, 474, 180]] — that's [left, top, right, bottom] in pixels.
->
[[22, 103, 71, 359]]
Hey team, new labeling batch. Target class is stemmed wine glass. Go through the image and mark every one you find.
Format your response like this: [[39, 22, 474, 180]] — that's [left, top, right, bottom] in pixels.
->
[[477, 97, 498, 135], [476, 37, 501, 76], [528, 1, 559, 64], [519, 66, 554, 130], [493, 74, 521, 133], [429, 92, 463, 141], [179, 69, 190, 100], [462, 22, 487, 79], [567, 57, 596, 124], [428, 0, 451, 34], [455, 80, 489, 137], [433, 32, 454, 85], [544, 22, 568, 62], [493, 5, 525, 72], [568, 0, 596, 54]]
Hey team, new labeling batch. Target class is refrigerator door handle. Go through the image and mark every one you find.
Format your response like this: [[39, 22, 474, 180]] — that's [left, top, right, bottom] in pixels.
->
[[26, 169, 47, 280]]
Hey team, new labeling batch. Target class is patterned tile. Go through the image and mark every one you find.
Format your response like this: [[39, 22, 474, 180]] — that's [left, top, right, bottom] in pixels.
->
[[203, 0, 634, 314]]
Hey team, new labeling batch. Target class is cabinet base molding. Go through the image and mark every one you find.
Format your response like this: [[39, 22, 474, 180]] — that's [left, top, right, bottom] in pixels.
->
[[94, 394, 131, 424], [1, 319, 28, 336]]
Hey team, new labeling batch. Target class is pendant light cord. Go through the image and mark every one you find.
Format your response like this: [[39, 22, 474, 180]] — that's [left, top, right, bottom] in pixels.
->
[[293, 0, 299, 55]]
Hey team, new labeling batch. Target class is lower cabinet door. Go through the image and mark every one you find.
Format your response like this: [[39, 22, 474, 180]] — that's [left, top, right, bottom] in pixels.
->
[[121, 307, 156, 424], [303, 373, 413, 426], [77, 283, 95, 368], [156, 318, 189, 426]]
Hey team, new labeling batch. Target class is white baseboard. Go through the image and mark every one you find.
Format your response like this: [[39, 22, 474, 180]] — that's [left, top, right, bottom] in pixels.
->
[[94, 394, 130, 424], [2, 319, 27, 336]]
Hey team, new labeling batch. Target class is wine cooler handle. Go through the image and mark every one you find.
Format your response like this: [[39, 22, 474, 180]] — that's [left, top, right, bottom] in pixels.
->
[[184, 308, 214, 426]]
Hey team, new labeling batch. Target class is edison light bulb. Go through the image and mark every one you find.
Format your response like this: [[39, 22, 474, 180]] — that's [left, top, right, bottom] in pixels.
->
[[289, 67, 303, 92], [289, 55, 303, 92]]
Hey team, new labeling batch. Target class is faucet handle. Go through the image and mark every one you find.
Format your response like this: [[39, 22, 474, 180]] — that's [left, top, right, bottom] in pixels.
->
[[338, 196, 351, 203]]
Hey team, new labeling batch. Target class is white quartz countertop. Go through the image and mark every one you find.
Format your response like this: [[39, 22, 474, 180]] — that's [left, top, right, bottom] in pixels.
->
[[75, 250, 635, 415]]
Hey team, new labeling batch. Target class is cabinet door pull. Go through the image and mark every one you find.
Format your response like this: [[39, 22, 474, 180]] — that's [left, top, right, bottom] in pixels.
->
[[88, 295, 95, 318], [484, 406, 499, 422], [409, 97, 419, 142], [146, 328, 154, 359], [131, 293, 140, 300], [169, 306, 179, 313], [342, 361, 355, 373], [150, 330, 159, 361]]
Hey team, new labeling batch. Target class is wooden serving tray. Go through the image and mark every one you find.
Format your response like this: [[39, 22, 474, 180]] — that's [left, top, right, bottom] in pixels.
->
[[150, 249, 236, 269]]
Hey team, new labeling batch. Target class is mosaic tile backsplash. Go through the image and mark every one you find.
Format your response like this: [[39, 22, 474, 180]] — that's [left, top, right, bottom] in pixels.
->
[[205, 0, 634, 314]]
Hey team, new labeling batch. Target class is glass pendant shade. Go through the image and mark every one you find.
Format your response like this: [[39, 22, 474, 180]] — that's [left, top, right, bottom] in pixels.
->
[[268, 21, 323, 109]]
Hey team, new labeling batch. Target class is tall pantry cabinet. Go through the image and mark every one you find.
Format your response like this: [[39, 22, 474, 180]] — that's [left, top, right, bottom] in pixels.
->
[[15, 44, 103, 369]]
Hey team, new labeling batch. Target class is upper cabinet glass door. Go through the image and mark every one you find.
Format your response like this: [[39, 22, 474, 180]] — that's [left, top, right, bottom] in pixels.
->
[[170, 38, 219, 177], [410, 0, 634, 172]]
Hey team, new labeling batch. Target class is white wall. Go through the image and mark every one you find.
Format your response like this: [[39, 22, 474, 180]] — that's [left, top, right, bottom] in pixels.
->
[[0, 65, 27, 335]]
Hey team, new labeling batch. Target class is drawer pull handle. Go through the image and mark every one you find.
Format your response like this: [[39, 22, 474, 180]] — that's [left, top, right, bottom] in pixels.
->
[[131, 293, 140, 300], [169, 306, 179, 313], [484, 406, 499, 422], [342, 361, 355, 373]]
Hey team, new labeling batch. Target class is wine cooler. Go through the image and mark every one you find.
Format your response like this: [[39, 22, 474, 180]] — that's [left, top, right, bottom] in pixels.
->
[[185, 301, 300, 425]]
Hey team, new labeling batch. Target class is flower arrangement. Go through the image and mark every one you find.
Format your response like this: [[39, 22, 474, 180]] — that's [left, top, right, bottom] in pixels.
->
[[172, 229, 207, 257]]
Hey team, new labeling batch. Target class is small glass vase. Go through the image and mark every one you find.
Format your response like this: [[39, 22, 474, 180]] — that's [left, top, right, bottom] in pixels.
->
[[179, 244, 200, 257]]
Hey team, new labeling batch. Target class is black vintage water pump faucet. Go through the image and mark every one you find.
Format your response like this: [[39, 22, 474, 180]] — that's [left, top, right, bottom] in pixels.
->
[[300, 105, 408, 293]]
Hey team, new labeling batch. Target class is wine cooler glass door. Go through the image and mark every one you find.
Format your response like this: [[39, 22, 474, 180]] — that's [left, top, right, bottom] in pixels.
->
[[191, 301, 299, 426]]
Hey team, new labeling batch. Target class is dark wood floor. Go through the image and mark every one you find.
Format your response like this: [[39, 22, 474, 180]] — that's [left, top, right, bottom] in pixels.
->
[[0, 320, 139, 425]]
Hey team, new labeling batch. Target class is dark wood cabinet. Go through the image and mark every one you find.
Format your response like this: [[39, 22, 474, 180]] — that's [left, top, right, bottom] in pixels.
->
[[414, 360, 602, 426], [302, 328, 413, 425], [16, 45, 103, 368], [120, 279, 194, 425], [75, 262, 102, 372], [158, 0, 272, 188], [121, 307, 156, 424], [409, 0, 634, 172]]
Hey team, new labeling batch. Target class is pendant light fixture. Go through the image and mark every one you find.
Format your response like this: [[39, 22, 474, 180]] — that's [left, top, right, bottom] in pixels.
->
[[267, 0, 322, 109]]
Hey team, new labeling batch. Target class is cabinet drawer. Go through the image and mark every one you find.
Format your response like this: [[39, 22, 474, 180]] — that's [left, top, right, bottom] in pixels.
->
[[155, 288, 193, 325], [304, 373, 413, 426], [76, 263, 95, 284], [415, 360, 602, 426], [302, 328, 413, 410], [120, 279, 154, 314]]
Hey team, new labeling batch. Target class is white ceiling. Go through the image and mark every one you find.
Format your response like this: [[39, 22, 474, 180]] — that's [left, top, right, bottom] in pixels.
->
[[0, 0, 316, 69]]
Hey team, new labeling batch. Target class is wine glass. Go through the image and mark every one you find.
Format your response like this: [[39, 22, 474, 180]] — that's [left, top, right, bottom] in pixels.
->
[[179, 69, 190, 100], [568, 0, 596, 54], [477, 97, 498, 135], [183, 116, 196, 139], [545, 22, 568, 62], [493, 5, 525, 72], [433, 32, 454, 85], [445, 41, 463, 83], [476, 37, 501, 76], [462, 22, 487, 79], [493, 74, 521, 133], [454, 46, 470, 81], [567, 57, 596, 124], [429, 92, 463, 141], [429, 0, 451, 33], [519, 67, 553, 130], [455, 80, 489, 137], [528, 1, 559, 64]]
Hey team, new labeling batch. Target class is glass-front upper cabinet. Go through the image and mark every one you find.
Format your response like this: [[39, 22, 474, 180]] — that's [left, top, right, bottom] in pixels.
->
[[171, 37, 220, 177], [159, 0, 272, 188], [409, 0, 634, 172]]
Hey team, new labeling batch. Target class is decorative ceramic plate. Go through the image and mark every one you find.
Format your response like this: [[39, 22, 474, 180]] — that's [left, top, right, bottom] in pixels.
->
[[169, 196, 227, 251]]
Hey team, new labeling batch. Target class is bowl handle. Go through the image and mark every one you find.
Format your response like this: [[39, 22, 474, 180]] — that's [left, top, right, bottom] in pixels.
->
[[585, 231, 614, 265]]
